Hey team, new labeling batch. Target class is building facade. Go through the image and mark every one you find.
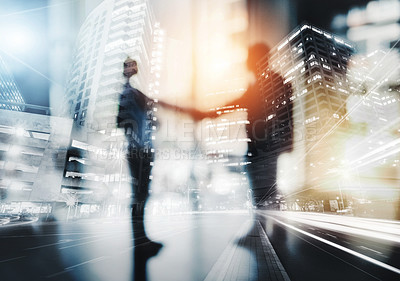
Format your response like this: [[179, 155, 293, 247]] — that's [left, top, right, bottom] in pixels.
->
[[257, 24, 355, 198], [0, 56, 25, 111], [63, 0, 162, 210], [329, 0, 400, 217], [257, 23, 400, 216], [0, 54, 74, 218], [345, 50, 400, 193], [65, 0, 160, 130], [0, 107, 73, 216]]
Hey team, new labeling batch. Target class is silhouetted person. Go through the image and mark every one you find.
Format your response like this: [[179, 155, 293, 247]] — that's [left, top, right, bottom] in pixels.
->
[[118, 57, 203, 280], [198, 43, 293, 206]]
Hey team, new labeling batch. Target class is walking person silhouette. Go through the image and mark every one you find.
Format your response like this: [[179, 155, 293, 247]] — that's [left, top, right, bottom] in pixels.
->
[[196, 43, 293, 206], [118, 57, 203, 280]]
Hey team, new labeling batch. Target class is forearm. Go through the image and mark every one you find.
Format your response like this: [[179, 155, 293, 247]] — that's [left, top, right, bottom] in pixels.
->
[[154, 97, 225, 120]]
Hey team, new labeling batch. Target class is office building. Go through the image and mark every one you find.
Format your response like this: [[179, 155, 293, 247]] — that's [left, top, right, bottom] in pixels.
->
[[257, 22, 400, 214], [0, 106, 72, 216], [257, 23, 355, 197], [0, 56, 25, 111], [65, 0, 160, 131], [63, 0, 162, 209], [330, 0, 400, 215], [345, 50, 400, 191], [0, 54, 74, 217]]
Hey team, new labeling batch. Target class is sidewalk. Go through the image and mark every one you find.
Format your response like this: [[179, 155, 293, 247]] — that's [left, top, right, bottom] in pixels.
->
[[204, 219, 291, 281]]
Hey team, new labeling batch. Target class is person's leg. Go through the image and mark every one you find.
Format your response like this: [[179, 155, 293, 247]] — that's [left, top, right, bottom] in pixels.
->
[[245, 147, 277, 207], [128, 150, 162, 280], [127, 146, 144, 219], [131, 150, 155, 242]]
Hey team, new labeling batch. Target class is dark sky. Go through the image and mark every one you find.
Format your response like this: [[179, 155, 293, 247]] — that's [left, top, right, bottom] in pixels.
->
[[0, 0, 370, 107], [295, 0, 370, 30]]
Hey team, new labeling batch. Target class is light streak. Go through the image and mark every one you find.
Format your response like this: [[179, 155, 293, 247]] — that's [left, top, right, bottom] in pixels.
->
[[267, 215, 400, 275], [295, 60, 399, 169], [288, 36, 400, 172], [0, 47, 61, 87], [0, 0, 77, 18]]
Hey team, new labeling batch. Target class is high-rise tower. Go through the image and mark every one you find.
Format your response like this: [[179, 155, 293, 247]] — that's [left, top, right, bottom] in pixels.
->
[[62, 0, 162, 205], [65, 0, 161, 133], [0, 56, 25, 110], [257, 24, 355, 196]]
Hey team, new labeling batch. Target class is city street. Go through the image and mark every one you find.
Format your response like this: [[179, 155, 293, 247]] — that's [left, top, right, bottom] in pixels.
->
[[1, 0, 399, 280], [0, 212, 252, 281], [258, 211, 400, 281], [1, 210, 400, 280]]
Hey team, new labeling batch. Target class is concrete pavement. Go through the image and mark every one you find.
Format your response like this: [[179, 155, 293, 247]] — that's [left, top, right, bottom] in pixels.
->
[[0, 212, 291, 281], [205, 219, 290, 281]]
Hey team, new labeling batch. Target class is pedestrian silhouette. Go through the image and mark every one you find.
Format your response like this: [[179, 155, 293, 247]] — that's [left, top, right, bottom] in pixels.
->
[[197, 43, 293, 206], [118, 57, 204, 280]]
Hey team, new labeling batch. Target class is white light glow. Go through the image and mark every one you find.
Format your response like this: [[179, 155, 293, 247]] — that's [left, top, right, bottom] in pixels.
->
[[2, 26, 35, 53]]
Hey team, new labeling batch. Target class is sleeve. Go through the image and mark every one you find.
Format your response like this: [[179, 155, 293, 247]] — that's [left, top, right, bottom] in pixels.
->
[[117, 90, 127, 128]]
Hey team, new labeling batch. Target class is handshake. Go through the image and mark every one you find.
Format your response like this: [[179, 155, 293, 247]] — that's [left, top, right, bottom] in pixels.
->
[[157, 100, 217, 122]]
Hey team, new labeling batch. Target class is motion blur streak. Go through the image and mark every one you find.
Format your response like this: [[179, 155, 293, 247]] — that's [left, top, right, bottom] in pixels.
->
[[264, 212, 400, 275], [267, 211, 400, 242]]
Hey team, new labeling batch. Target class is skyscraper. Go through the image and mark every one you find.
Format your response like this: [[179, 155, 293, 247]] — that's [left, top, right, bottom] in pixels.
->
[[62, 0, 162, 207], [65, 0, 161, 132], [0, 55, 25, 110], [0, 104, 72, 213], [344, 50, 400, 192], [331, 0, 400, 215], [257, 23, 355, 197], [0, 54, 72, 216]]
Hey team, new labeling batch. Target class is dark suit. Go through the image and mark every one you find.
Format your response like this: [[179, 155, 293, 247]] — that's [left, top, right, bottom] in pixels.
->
[[118, 82, 154, 206]]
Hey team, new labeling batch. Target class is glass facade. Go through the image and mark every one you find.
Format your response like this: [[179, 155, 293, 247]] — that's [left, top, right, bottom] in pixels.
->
[[65, 0, 160, 134], [0, 56, 25, 110], [258, 24, 356, 193], [257, 23, 400, 210], [62, 0, 162, 202]]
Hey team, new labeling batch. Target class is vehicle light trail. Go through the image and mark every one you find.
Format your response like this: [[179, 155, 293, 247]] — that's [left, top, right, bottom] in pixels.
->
[[266, 215, 400, 275]]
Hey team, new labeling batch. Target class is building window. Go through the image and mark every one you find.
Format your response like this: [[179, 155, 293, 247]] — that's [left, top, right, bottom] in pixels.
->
[[81, 109, 87, 119]]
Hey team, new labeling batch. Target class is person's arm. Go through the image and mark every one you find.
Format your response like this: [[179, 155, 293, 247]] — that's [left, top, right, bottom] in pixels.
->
[[157, 100, 206, 121], [143, 91, 247, 121], [140, 92, 205, 121], [199, 92, 247, 120]]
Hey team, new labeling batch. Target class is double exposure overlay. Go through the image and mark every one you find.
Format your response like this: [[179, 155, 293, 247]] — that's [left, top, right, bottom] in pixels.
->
[[0, 1, 399, 281]]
